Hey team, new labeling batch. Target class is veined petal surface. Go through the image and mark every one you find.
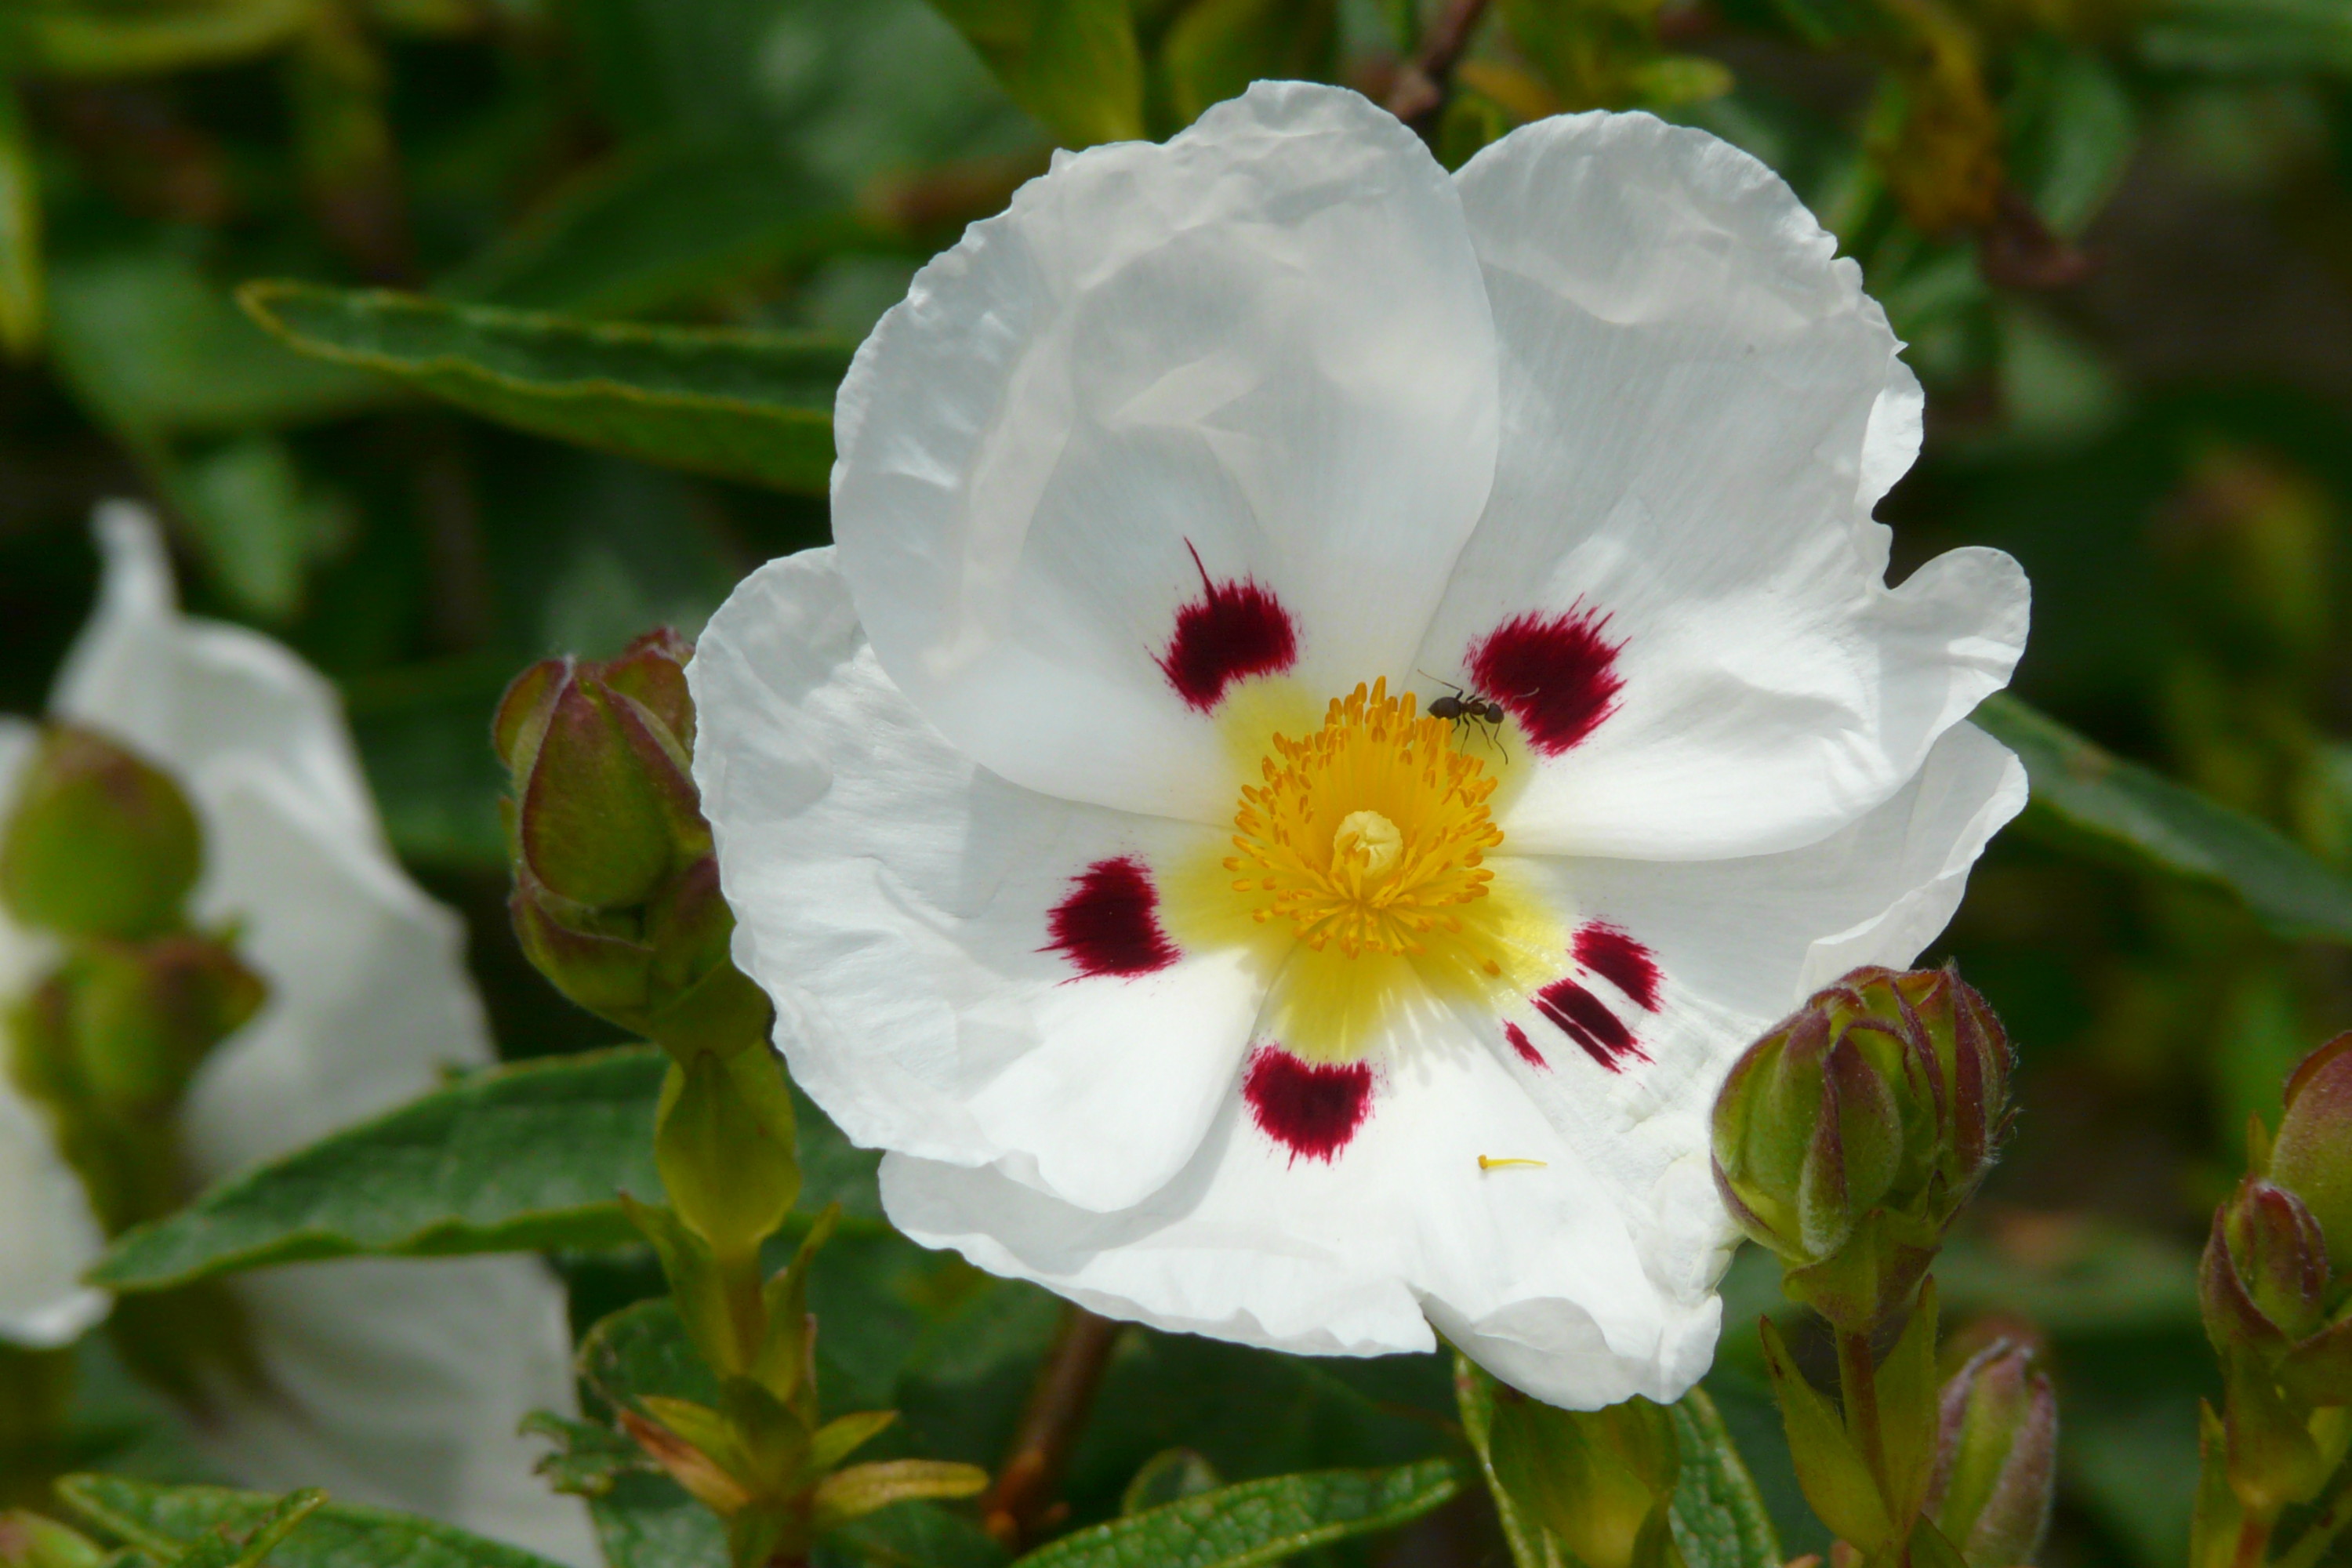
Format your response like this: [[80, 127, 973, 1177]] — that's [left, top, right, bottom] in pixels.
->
[[48, 508, 596, 1568], [833, 81, 1500, 823], [1419, 111, 2028, 859], [692, 550, 1267, 1212]]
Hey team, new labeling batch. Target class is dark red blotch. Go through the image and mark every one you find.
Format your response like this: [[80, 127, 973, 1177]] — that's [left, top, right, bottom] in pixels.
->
[[1466, 606, 1624, 755], [1504, 1022, 1546, 1070], [1045, 857, 1179, 978], [1573, 923, 1661, 1012], [1243, 1048, 1374, 1163], [1157, 542, 1298, 712], [1533, 977, 1648, 1072]]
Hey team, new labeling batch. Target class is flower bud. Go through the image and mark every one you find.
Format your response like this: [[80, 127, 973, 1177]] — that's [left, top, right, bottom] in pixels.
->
[[495, 631, 768, 1057], [1925, 1338, 2057, 1568], [2201, 1178, 2331, 1358], [1711, 965, 2011, 1329], [1489, 1388, 1681, 1568], [0, 724, 200, 941], [655, 1047, 801, 1262], [2270, 1032, 2352, 1267]]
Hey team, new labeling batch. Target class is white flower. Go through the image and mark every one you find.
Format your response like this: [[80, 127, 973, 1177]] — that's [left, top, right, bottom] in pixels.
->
[[0, 505, 597, 1566], [690, 84, 2031, 1409]]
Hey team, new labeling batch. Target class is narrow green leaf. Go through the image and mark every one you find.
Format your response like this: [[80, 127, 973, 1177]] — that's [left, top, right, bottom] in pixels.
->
[[1160, 0, 1337, 128], [91, 1046, 668, 1289], [2138, 0, 2352, 74], [1452, 1355, 1564, 1568], [29, 0, 310, 77], [1755, 1319, 1892, 1548], [1011, 1457, 1465, 1568], [929, 0, 1144, 147], [0, 81, 42, 358], [241, 281, 851, 494], [162, 1490, 323, 1568], [56, 1478, 566, 1568], [1976, 693, 2352, 942], [1667, 1388, 1784, 1568], [811, 1461, 989, 1532]]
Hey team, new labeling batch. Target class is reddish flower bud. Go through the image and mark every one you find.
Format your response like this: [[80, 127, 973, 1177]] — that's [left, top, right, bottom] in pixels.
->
[[1, 724, 200, 941], [495, 630, 767, 1057], [1926, 1338, 2058, 1568], [1712, 965, 2012, 1328], [2202, 1178, 2331, 1358]]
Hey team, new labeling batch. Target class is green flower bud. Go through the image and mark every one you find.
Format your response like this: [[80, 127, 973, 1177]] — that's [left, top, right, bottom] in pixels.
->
[[1926, 1338, 2057, 1568], [0, 724, 200, 941], [655, 1047, 801, 1263], [2201, 1178, 2331, 1359], [2271, 1032, 2352, 1268], [495, 630, 768, 1057], [1711, 965, 2012, 1330], [1489, 1388, 1681, 1568]]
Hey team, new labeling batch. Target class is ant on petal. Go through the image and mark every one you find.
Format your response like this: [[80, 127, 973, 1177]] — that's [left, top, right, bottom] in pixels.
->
[[1421, 673, 1510, 757]]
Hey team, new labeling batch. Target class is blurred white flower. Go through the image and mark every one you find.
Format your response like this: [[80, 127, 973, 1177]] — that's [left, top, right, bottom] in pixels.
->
[[691, 84, 2030, 1408], [0, 504, 596, 1566]]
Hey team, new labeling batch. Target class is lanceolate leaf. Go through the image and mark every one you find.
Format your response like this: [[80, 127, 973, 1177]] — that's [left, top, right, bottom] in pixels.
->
[[1668, 1388, 1783, 1568], [57, 1478, 565, 1568], [240, 282, 852, 494], [92, 1047, 883, 1290], [1008, 1457, 1466, 1568], [927, 0, 1145, 147], [1976, 694, 2352, 943], [92, 1045, 666, 1288]]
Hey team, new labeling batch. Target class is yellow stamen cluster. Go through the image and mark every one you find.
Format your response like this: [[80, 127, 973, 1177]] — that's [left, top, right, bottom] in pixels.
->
[[1223, 679, 1504, 965]]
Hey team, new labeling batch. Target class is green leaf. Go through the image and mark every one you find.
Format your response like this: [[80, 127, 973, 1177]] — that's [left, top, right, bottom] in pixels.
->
[[1667, 1388, 1783, 1568], [90, 1046, 669, 1290], [1755, 1319, 1891, 1549], [441, 143, 858, 320], [159, 1490, 323, 1568], [46, 247, 393, 437], [1976, 693, 2352, 943], [147, 433, 352, 622], [1160, 0, 1337, 129], [241, 282, 851, 495], [28, 0, 310, 76], [1009, 1457, 1465, 1568], [2138, 0, 2352, 74], [56, 1477, 566, 1568], [0, 82, 41, 358], [928, 0, 1145, 147]]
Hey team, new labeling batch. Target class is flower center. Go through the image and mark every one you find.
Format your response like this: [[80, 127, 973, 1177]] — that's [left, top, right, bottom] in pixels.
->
[[1224, 679, 1504, 965]]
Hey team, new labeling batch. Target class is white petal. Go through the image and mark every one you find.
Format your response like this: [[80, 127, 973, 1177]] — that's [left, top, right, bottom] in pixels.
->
[[1419, 112, 2028, 859], [1497, 722, 2025, 1305], [881, 1024, 1718, 1409], [45, 509, 597, 1566], [54, 503, 379, 841], [195, 1256, 593, 1568], [0, 719, 111, 1349], [692, 550, 1266, 1212], [833, 81, 1498, 823]]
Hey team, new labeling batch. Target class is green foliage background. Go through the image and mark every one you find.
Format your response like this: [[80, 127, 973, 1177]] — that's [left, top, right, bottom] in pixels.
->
[[2, 0, 2350, 1563]]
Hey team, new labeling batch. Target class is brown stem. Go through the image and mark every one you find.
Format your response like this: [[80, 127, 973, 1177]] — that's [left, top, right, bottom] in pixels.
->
[[1835, 1329, 1890, 1500], [982, 1306, 1121, 1551], [2231, 1514, 2272, 1568], [1384, 0, 1494, 129]]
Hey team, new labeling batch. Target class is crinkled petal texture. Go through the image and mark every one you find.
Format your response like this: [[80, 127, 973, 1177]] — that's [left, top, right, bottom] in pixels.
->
[[45, 505, 596, 1568], [0, 723, 110, 1350], [699, 85, 2029, 1410]]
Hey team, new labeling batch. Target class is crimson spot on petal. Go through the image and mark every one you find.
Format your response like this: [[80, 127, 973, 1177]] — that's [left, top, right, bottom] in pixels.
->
[[1467, 606, 1624, 755], [1574, 922, 1661, 1012], [1157, 542, 1298, 712], [1243, 1047, 1374, 1163], [1045, 857, 1178, 978], [1534, 977, 1649, 1072], [1504, 1022, 1547, 1070]]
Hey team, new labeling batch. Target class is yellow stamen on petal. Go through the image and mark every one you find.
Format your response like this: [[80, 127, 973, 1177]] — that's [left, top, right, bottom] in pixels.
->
[[1230, 679, 1502, 960]]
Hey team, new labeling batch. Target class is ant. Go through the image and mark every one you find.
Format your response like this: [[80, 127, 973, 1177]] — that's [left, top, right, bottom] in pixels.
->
[[1421, 673, 1510, 757]]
